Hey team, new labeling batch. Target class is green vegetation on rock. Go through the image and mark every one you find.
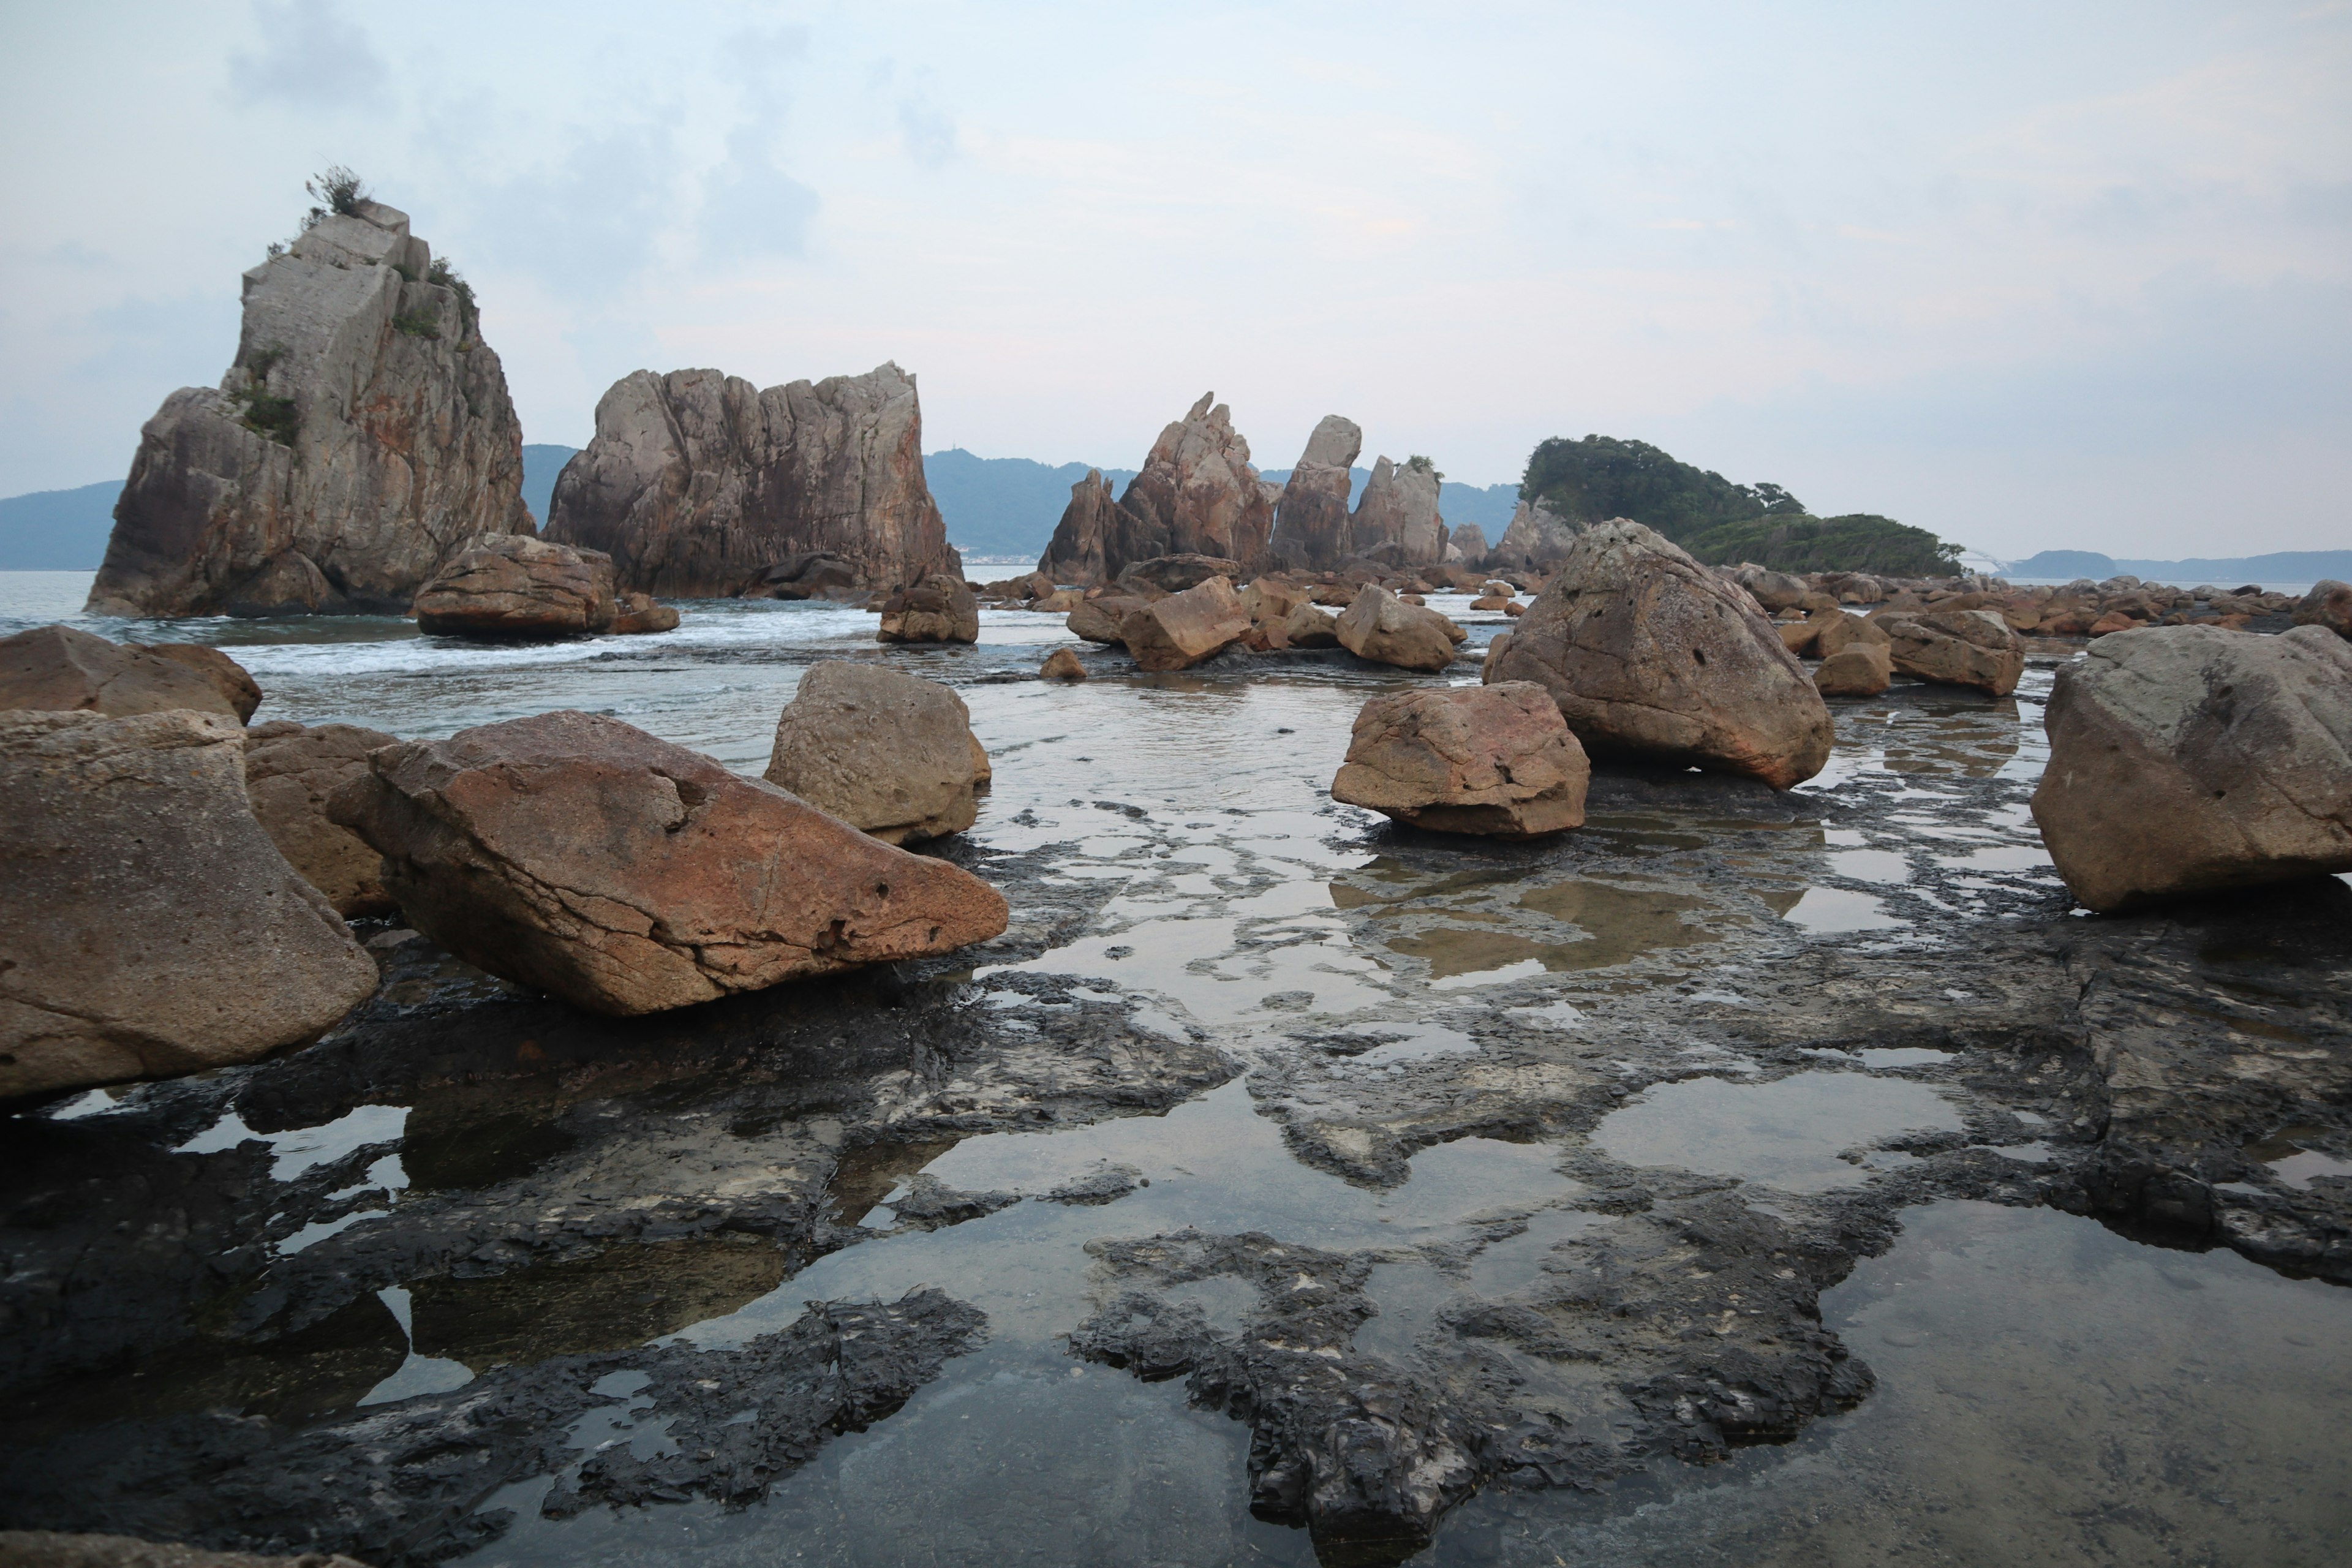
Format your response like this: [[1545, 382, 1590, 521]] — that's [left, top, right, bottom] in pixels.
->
[[1517, 432, 1962, 575], [1681, 513, 1962, 576]]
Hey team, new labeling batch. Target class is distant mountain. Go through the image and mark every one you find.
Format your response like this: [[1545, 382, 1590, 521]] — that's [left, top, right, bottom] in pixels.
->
[[925, 450, 1140, 558], [0, 481, 119, 570], [2009, 548, 2351, 586], [522, 444, 578, 528]]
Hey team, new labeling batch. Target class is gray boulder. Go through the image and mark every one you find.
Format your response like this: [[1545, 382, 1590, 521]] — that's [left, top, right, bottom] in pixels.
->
[[1485, 521, 1833, 788], [1446, 523, 1488, 565], [2030, 625, 2352, 911], [1351, 456, 1447, 567], [87, 202, 530, 618], [766, 662, 986, 844], [1485, 499, 1581, 570], [244, 720, 401, 917], [545, 363, 961, 597], [1, 709, 377, 1101], [2293, 579, 2351, 640]]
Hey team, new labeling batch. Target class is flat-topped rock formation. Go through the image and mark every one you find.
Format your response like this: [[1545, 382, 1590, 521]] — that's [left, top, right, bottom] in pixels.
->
[[88, 201, 530, 617], [546, 363, 960, 597], [1039, 393, 1272, 584]]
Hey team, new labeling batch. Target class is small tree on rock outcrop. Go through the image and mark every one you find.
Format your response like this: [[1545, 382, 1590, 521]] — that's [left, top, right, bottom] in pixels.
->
[[303, 165, 368, 230]]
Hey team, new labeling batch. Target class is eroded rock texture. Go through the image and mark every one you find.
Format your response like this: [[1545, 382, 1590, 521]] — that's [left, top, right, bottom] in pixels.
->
[[0, 710, 377, 1100], [1487, 521, 1834, 788], [242, 721, 400, 918], [545, 363, 960, 597], [412, 535, 617, 638], [1266, 416, 1362, 571], [329, 711, 1009, 1014], [2032, 624, 2352, 911], [87, 203, 530, 618], [1483, 499, 1580, 571], [1332, 683, 1589, 837], [1038, 394, 1273, 585], [1351, 456, 1447, 567]]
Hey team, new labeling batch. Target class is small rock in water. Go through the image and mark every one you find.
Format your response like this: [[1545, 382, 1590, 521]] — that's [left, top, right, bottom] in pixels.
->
[[1815, 641, 1893, 698], [878, 573, 979, 644], [1333, 584, 1460, 673], [1332, 682, 1589, 838], [1041, 647, 1087, 681], [766, 661, 987, 845]]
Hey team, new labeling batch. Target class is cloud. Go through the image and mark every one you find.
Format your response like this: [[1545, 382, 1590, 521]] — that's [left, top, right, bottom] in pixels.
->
[[899, 97, 958, 170], [701, 127, 821, 260], [225, 0, 389, 109], [467, 125, 680, 300]]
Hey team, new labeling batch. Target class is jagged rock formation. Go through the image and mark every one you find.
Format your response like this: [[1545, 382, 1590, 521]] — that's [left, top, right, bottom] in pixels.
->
[[87, 203, 530, 617], [1038, 394, 1273, 584], [1444, 522, 1487, 564], [545, 364, 960, 597], [1484, 498, 1581, 570], [1350, 457, 1447, 567], [1266, 417, 1362, 571]]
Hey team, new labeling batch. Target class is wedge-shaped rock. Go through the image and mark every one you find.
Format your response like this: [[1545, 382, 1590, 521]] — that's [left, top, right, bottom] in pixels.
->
[[0, 625, 260, 722], [766, 662, 984, 845], [1, 709, 377, 1099], [1120, 576, 1250, 671], [1485, 521, 1833, 788], [876, 574, 978, 644], [1877, 608, 2023, 695], [330, 711, 1008, 1015], [1334, 584, 1460, 672], [2030, 625, 2352, 912], [414, 535, 617, 638], [244, 720, 400, 916], [1333, 683, 1588, 837], [1814, 642, 1891, 697]]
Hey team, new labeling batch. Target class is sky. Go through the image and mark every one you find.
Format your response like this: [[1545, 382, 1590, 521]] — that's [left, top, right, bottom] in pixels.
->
[[1, 0, 2346, 562]]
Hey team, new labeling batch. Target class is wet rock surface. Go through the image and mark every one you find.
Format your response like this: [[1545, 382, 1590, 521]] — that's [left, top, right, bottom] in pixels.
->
[[6, 595, 2350, 1566]]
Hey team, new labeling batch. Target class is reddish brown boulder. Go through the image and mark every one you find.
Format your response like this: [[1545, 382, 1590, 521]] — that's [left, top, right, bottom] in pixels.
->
[[1879, 608, 2024, 695], [612, 592, 680, 635], [2292, 579, 2351, 640], [1814, 642, 1892, 697], [1120, 576, 1251, 671], [0, 625, 259, 722], [1282, 601, 1341, 648], [414, 535, 617, 638], [330, 710, 1008, 1015], [1485, 522, 1833, 788], [1333, 683, 1589, 837], [877, 575, 979, 644], [1334, 585, 1460, 673], [2, 709, 377, 1100], [243, 720, 401, 916], [1041, 647, 1087, 680], [1068, 594, 1147, 646]]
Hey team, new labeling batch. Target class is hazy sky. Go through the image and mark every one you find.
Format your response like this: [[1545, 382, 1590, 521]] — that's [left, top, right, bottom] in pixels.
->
[[3, 1, 2345, 559]]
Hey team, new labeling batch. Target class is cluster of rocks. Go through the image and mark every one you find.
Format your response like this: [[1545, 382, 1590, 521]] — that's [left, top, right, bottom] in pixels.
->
[[0, 624, 1013, 1101]]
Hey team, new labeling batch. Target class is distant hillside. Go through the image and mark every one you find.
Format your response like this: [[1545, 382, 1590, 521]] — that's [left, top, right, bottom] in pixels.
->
[[925, 450, 1139, 557], [522, 444, 578, 528], [0, 481, 119, 570], [2009, 548, 2351, 586], [1683, 513, 1962, 577]]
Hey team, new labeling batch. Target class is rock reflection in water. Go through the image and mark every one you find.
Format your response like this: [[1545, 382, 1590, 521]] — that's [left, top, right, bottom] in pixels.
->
[[1385, 878, 1721, 982], [1594, 1071, 1961, 1193]]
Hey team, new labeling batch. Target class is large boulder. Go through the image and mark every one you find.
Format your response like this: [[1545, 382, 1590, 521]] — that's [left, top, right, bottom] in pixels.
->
[[545, 363, 960, 597], [413, 535, 617, 638], [1811, 608, 1890, 660], [765, 662, 984, 844], [1351, 456, 1447, 567], [1282, 601, 1341, 647], [1114, 554, 1245, 596], [1266, 416, 1362, 571], [2293, 579, 2351, 640], [1120, 576, 1251, 671], [86, 201, 531, 618], [1484, 521, 1833, 788], [876, 574, 979, 644], [1, 709, 378, 1100], [243, 720, 401, 916], [2031, 625, 2352, 912], [1877, 608, 2024, 695], [328, 711, 1009, 1016], [0, 626, 260, 722], [1068, 594, 1145, 645], [1334, 584, 1460, 672], [1814, 641, 1892, 698], [1332, 683, 1589, 838]]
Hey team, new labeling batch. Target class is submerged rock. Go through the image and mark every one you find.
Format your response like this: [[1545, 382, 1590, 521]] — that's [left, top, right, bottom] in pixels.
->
[[1120, 576, 1251, 671], [412, 535, 617, 638], [243, 720, 400, 917], [765, 662, 985, 845], [876, 574, 979, 645], [1878, 608, 2024, 696], [1485, 521, 1834, 788], [611, 592, 679, 635], [1334, 584, 1460, 672], [545, 363, 960, 597], [0, 626, 260, 722], [1332, 683, 1589, 837], [86, 201, 530, 619], [1267, 416, 1362, 571], [2032, 625, 2352, 911], [329, 710, 1008, 1014], [0, 709, 377, 1100]]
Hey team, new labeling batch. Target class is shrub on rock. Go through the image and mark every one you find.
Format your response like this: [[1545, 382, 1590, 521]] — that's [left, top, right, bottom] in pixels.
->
[[414, 535, 617, 638], [2031, 625, 2352, 911], [1332, 683, 1589, 838], [1484, 521, 1833, 788], [1, 709, 378, 1100], [766, 662, 986, 845], [329, 710, 1008, 1016]]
